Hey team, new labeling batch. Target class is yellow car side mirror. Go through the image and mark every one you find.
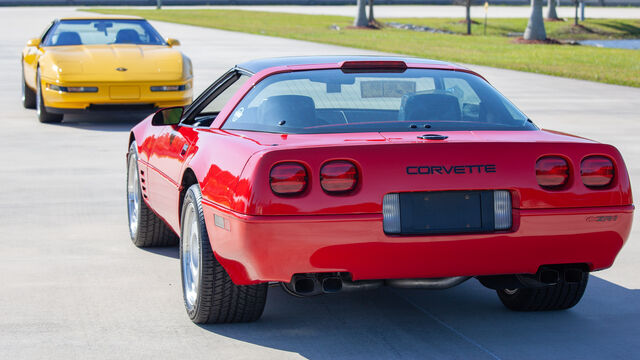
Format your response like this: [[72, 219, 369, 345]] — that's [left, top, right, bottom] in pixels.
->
[[166, 38, 180, 47], [27, 38, 41, 47]]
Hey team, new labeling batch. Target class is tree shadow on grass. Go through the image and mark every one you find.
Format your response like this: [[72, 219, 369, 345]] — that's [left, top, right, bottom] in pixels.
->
[[197, 276, 640, 359], [589, 20, 640, 37]]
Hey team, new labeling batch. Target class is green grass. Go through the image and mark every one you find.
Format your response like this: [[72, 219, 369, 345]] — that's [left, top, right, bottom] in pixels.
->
[[87, 9, 640, 87]]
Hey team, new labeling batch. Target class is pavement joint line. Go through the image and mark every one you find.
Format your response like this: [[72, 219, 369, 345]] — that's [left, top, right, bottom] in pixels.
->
[[390, 288, 502, 360]]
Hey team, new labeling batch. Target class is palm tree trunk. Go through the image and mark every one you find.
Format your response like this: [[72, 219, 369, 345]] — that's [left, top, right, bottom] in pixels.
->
[[354, 0, 369, 27], [524, 0, 547, 40], [466, 3, 472, 35], [546, 0, 558, 19], [368, 0, 375, 25]]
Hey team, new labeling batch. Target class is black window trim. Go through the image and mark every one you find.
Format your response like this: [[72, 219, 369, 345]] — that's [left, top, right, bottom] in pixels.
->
[[40, 20, 58, 44], [181, 67, 253, 127]]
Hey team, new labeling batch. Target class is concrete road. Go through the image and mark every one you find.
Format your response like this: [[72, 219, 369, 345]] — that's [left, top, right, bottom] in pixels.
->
[[1, 6, 639, 360], [131, 5, 640, 19]]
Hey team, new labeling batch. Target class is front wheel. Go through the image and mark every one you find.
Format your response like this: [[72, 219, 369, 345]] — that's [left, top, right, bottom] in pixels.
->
[[21, 63, 36, 109], [497, 272, 588, 311], [36, 68, 63, 123], [126, 141, 179, 247], [181, 184, 268, 324]]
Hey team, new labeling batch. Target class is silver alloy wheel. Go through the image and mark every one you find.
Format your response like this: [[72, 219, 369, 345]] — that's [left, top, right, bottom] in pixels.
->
[[36, 70, 42, 117], [21, 69, 26, 103], [127, 155, 141, 238], [182, 202, 200, 311]]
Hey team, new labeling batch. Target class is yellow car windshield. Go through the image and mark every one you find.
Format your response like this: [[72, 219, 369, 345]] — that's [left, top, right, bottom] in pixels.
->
[[42, 19, 166, 46]]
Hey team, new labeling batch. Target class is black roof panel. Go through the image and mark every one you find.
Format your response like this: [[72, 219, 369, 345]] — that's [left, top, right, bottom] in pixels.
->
[[237, 55, 457, 74]]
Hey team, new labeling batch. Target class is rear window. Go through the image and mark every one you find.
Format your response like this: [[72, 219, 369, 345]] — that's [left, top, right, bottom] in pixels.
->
[[42, 19, 165, 46], [223, 68, 535, 134]]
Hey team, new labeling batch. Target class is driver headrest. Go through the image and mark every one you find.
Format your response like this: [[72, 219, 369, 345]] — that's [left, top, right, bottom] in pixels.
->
[[399, 92, 462, 121], [258, 95, 316, 128]]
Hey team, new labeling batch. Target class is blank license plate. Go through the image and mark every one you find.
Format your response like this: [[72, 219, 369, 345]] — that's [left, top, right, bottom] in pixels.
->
[[399, 191, 495, 235]]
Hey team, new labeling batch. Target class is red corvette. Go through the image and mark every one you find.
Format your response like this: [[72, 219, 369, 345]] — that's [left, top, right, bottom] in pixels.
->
[[126, 56, 633, 324]]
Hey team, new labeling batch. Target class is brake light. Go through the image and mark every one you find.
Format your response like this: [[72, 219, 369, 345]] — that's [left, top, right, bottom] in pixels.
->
[[320, 160, 358, 193], [536, 157, 569, 188], [340, 61, 407, 73], [581, 156, 614, 188], [270, 162, 308, 195]]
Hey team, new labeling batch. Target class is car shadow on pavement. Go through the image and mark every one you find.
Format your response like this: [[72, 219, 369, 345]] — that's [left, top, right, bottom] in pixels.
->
[[48, 113, 150, 132], [140, 246, 179, 259], [198, 276, 640, 359]]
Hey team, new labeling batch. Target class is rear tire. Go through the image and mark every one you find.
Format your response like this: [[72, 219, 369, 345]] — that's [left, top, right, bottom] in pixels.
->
[[36, 68, 63, 123], [180, 184, 268, 324], [127, 141, 179, 247], [497, 273, 588, 311], [22, 64, 36, 109]]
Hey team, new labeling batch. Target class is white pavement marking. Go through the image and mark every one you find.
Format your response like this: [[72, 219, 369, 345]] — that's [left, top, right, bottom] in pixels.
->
[[1, 6, 639, 359]]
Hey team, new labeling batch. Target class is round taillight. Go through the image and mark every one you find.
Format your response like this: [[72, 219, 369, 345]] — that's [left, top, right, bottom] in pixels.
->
[[270, 162, 308, 195], [536, 156, 569, 188], [581, 156, 614, 188], [320, 160, 358, 193]]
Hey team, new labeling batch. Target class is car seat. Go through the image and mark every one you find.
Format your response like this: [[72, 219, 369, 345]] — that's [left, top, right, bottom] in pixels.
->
[[258, 95, 316, 128], [115, 29, 142, 44], [54, 31, 82, 46], [398, 92, 462, 121]]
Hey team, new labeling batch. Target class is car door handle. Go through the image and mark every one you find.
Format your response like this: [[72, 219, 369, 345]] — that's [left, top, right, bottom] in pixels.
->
[[180, 144, 189, 156]]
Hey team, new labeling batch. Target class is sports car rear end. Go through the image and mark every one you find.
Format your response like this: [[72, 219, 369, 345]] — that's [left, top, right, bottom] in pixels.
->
[[201, 61, 633, 299]]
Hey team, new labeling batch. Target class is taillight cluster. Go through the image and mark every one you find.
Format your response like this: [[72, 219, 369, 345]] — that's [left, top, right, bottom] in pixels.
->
[[269, 162, 308, 195], [536, 155, 614, 190], [270, 160, 359, 196], [581, 156, 615, 188]]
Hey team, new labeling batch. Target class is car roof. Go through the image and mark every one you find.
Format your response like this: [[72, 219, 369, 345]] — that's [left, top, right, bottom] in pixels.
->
[[58, 15, 145, 21], [236, 55, 462, 74]]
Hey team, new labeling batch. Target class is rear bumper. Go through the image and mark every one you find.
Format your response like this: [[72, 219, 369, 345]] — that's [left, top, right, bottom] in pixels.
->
[[202, 202, 633, 285]]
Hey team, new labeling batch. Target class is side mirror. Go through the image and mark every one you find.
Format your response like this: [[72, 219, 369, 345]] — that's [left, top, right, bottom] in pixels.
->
[[27, 38, 41, 47], [166, 38, 180, 47], [152, 106, 183, 126]]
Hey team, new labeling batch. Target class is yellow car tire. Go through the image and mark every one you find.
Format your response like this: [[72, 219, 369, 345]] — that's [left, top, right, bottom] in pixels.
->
[[21, 64, 36, 109]]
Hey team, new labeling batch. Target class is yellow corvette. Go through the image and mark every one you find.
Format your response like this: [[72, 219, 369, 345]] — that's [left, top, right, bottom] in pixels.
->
[[21, 16, 193, 123]]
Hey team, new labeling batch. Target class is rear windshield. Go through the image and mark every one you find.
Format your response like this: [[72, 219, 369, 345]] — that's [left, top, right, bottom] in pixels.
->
[[42, 19, 165, 46], [222, 68, 535, 134]]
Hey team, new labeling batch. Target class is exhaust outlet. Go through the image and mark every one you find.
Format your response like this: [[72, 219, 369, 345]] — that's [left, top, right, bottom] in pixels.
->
[[564, 268, 584, 284], [538, 267, 560, 285], [294, 278, 316, 294], [322, 277, 343, 293]]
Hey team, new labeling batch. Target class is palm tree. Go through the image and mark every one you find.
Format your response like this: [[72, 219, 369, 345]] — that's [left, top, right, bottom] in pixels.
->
[[465, 0, 472, 35], [369, 0, 376, 26], [546, 0, 559, 20], [524, 0, 547, 40], [354, 0, 368, 27]]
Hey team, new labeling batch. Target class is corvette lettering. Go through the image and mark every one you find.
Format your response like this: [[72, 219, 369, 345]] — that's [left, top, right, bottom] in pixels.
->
[[406, 165, 497, 175]]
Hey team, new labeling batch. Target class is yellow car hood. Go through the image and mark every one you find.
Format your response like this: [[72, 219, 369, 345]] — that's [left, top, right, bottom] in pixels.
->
[[41, 45, 187, 83]]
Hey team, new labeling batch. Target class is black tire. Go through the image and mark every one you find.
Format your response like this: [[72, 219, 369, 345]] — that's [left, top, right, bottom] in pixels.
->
[[126, 141, 179, 247], [21, 63, 36, 109], [180, 184, 267, 324], [497, 273, 588, 311], [36, 68, 63, 123]]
